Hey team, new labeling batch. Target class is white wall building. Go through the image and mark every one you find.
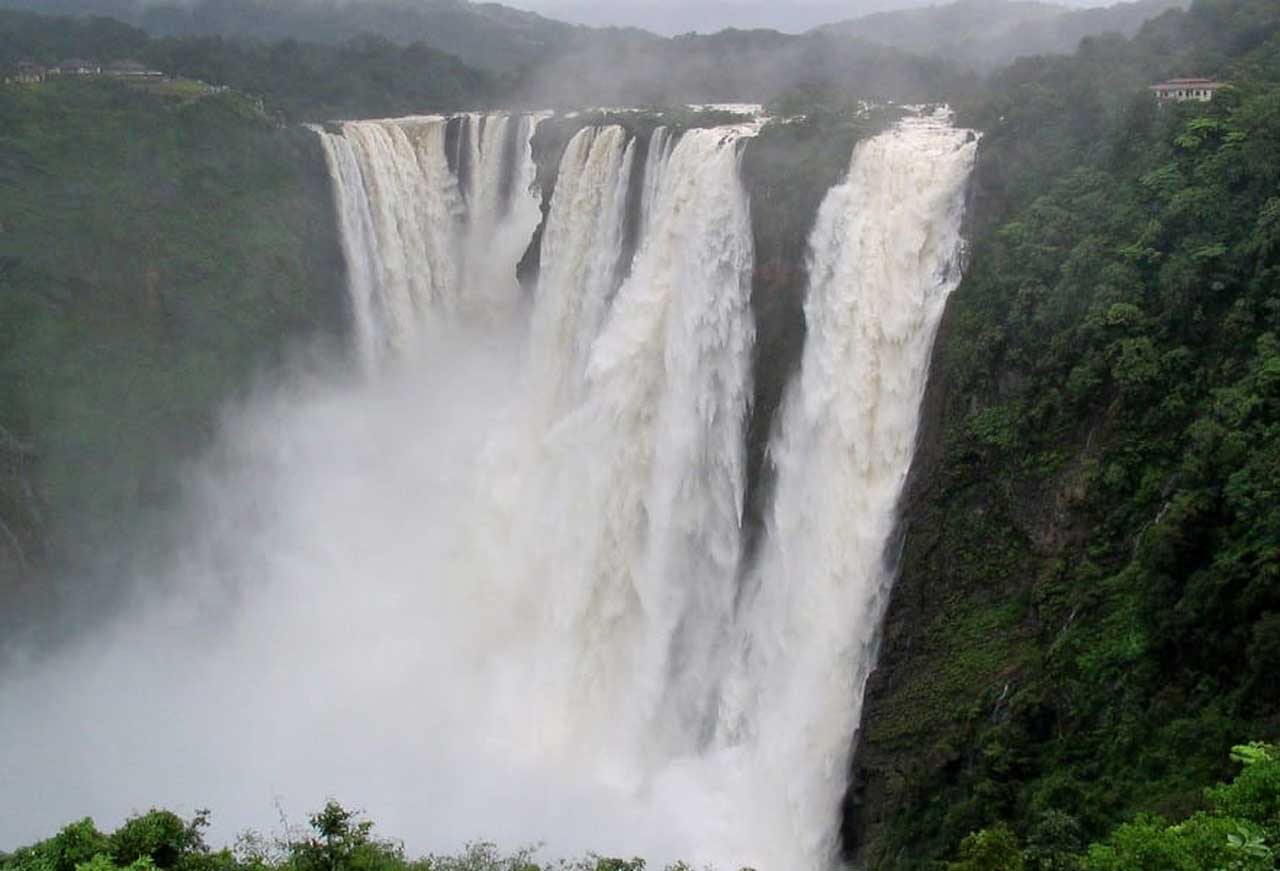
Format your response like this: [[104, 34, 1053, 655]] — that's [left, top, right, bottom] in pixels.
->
[[1151, 77, 1226, 102]]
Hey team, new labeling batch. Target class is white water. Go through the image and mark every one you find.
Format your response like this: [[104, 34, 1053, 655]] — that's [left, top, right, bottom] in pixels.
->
[[527, 124, 636, 415], [313, 113, 543, 367], [717, 111, 979, 867], [475, 125, 757, 778], [0, 112, 976, 870]]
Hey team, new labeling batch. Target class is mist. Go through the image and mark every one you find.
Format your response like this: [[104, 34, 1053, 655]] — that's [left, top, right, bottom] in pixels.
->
[[511, 0, 926, 35], [0, 91, 979, 869], [3, 0, 1129, 38], [0, 326, 702, 862]]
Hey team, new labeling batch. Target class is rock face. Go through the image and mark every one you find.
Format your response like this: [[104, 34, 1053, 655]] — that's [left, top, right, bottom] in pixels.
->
[[836, 147, 1072, 865], [842, 273, 1102, 867], [0, 424, 43, 611], [842, 295, 971, 866]]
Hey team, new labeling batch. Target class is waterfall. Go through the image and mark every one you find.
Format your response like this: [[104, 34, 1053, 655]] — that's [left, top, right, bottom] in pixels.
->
[[527, 125, 637, 415], [0, 110, 976, 870], [313, 113, 543, 367], [471, 122, 757, 775], [313, 110, 977, 868], [717, 110, 979, 868]]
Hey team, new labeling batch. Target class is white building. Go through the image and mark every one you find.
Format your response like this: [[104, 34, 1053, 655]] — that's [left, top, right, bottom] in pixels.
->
[[1150, 77, 1226, 102]]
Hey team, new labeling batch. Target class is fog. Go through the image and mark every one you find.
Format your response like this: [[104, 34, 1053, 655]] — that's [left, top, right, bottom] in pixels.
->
[[509, 0, 1121, 34], [515, 0, 929, 35], [0, 328, 695, 861], [17, 0, 1126, 36]]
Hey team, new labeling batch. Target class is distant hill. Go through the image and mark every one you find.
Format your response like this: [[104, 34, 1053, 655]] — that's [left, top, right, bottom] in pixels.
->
[[0, 8, 497, 119], [0, 0, 600, 72], [515, 27, 973, 107], [815, 0, 1189, 69], [0, 2, 977, 110]]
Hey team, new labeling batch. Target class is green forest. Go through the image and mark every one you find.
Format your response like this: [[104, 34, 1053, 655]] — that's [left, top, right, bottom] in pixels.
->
[[2, 0, 1280, 867], [849, 0, 1280, 866], [0, 10, 497, 120], [0, 75, 347, 639]]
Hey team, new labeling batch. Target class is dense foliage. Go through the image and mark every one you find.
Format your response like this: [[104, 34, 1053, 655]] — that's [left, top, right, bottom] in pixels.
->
[[0, 76, 345, 648], [1, 745, 1274, 871], [849, 0, 1280, 865], [0, 0, 578, 74], [0, 10, 496, 121], [0, 2, 980, 113], [947, 743, 1280, 870], [0, 803, 725, 871], [4, 0, 1280, 866]]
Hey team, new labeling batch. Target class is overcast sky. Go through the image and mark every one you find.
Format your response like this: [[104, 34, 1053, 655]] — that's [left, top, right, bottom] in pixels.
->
[[506, 0, 1109, 35]]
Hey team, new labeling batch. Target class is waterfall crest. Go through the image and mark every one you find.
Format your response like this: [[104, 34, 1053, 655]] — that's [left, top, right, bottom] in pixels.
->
[[314, 113, 543, 367], [528, 125, 637, 415]]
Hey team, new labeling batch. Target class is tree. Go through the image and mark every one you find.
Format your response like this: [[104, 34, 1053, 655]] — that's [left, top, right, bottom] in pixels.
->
[[950, 824, 1026, 871]]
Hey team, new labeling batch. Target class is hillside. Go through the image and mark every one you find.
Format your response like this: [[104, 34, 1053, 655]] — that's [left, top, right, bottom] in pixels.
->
[[0, 5, 977, 114], [817, 0, 1190, 70], [0, 75, 348, 652], [0, 9, 497, 120], [846, 0, 1280, 865], [2, 0, 1280, 866], [0, 0, 594, 73], [514, 28, 974, 107]]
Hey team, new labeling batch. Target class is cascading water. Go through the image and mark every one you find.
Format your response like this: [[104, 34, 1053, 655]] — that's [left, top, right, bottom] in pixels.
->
[[314, 109, 976, 868], [526, 125, 637, 415], [716, 111, 979, 867], [494, 122, 758, 767], [313, 113, 543, 366], [0, 109, 976, 871]]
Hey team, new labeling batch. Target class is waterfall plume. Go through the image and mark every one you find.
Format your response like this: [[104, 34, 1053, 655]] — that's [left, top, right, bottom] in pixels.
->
[[0, 109, 976, 871]]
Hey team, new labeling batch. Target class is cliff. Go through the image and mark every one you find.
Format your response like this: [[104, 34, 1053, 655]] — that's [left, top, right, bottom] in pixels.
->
[[0, 77, 347, 651], [845, 3, 1280, 858]]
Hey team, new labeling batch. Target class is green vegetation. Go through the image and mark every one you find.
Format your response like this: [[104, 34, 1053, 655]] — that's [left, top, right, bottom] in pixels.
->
[[1, 3, 977, 116], [0, 75, 345, 643], [5, 0, 1280, 865], [816, 0, 1187, 72], [849, 0, 1280, 865], [2, 0, 977, 111], [947, 743, 1280, 870], [0, 803, 739, 871], [139, 35, 494, 122], [0, 10, 497, 122], [3, 743, 1269, 871], [0, 0, 579, 75]]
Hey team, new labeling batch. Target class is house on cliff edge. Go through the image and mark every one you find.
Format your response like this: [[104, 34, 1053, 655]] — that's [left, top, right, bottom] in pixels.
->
[[1150, 77, 1226, 102]]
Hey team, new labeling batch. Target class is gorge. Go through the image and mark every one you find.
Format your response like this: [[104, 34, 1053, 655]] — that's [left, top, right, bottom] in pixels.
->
[[5, 1, 1280, 866], [0, 106, 977, 870]]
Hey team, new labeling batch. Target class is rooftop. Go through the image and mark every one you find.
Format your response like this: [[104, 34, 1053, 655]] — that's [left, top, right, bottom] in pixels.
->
[[1151, 77, 1225, 88]]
